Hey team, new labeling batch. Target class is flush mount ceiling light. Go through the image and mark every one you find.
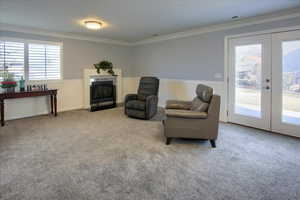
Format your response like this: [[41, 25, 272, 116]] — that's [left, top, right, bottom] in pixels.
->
[[85, 21, 102, 30]]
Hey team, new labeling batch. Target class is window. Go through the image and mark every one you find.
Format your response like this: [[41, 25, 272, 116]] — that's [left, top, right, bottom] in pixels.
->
[[0, 38, 62, 81], [29, 43, 61, 80], [0, 41, 25, 80]]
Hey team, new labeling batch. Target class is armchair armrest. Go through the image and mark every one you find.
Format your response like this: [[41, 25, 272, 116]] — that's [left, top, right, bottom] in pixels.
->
[[165, 100, 192, 110], [125, 94, 138, 104], [208, 95, 221, 120], [124, 94, 138, 115], [145, 95, 158, 119], [146, 95, 158, 107]]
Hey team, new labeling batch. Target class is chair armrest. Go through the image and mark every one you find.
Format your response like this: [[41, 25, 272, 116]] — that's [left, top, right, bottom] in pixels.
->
[[165, 100, 192, 110], [208, 95, 221, 120], [146, 95, 158, 107], [125, 94, 138, 104], [146, 95, 158, 118]]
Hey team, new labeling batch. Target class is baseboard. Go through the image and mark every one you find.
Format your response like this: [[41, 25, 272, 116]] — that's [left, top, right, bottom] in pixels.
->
[[59, 106, 85, 113], [117, 102, 124, 107]]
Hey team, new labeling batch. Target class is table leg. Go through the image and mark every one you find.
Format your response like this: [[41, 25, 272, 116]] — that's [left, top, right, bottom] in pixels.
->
[[50, 95, 54, 114], [54, 95, 57, 116], [0, 99, 4, 126]]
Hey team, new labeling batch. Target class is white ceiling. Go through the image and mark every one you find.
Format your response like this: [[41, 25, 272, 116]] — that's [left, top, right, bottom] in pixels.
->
[[1, 0, 300, 42]]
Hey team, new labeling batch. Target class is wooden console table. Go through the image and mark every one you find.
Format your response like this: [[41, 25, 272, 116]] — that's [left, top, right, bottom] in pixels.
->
[[0, 89, 58, 126]]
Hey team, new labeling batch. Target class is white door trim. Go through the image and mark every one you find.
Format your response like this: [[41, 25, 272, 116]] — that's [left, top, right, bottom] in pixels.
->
[[224, 25, 300, 123]]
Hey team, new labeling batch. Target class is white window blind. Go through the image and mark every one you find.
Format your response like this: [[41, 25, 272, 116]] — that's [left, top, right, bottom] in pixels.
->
[[0, 41, 25, 80], [28, 43, 61, 80]]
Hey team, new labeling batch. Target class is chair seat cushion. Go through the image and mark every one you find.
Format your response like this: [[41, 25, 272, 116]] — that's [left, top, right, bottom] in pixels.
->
[[165, 100, 192, 110], [165, 109, 208, 119], [126, 100, 146, 111]]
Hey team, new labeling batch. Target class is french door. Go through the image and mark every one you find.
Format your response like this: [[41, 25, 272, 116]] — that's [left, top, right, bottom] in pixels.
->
[[228, 30, 300, 137], [228, 35, 272, 130], [272, 30, 300, 137]]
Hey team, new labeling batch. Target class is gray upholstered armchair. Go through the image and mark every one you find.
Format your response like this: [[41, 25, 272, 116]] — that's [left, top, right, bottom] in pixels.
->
[[163, 84, 220, 148], [125, 77, 160, 120]]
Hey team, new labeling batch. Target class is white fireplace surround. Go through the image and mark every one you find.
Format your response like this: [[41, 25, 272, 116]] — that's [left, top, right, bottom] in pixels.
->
[[83, 69, 123, 109]]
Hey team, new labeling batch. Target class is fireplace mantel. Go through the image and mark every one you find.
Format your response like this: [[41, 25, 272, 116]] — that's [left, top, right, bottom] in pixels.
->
[[83, 69, 122, 109]]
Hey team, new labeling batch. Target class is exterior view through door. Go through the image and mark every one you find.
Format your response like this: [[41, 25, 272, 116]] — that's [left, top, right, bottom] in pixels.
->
[[228, 30, 300, 137]]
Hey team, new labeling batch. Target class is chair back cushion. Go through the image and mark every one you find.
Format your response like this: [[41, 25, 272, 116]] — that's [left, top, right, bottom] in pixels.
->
[[196, 84, 213, 103], [191, 97, 209, 112], [191, 84, 213, 112], [137, 77, 159, 101]]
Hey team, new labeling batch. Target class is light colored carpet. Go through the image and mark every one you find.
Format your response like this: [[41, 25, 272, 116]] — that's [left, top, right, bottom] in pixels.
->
[[0, 107, 300, 200]]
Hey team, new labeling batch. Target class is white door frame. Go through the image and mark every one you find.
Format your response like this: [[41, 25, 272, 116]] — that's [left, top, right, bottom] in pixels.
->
[[224, 25, 300, 123]]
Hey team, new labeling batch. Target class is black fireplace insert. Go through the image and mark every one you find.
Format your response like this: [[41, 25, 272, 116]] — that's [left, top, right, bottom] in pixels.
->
[[90, 80, 116, 111]]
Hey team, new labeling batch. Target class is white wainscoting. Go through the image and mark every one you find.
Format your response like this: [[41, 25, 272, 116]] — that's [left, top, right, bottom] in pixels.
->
[[122, 77, 227, 122], [5, 77, 226, 122], [4, 79, 84, 120]]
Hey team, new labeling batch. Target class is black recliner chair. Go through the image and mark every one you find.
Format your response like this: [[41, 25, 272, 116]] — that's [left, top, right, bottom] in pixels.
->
[[125, 77, 159, 120]]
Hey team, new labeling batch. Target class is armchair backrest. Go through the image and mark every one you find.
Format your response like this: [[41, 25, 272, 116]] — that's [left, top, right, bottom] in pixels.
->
[[137, 77, 159, 101], [196, 84, 213, 103], [191, 84, 214, 112]]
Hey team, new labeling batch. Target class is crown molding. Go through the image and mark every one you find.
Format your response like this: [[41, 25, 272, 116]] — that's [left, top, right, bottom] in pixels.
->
[[0, 23, 132, 46], [133, 8, 300, 46]]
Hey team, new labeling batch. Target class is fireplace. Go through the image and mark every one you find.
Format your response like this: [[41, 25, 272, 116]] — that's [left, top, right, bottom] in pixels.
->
[[90, 76, 116, 112]]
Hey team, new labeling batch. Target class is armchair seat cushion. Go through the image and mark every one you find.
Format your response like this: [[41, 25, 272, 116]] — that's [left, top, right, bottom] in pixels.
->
[[166, 100, 192, 110], [165, 109, 208, 119], [126, 100, 146, 111]]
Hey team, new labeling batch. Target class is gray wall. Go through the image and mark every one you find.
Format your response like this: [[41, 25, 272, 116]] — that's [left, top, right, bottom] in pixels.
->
[[133, 17, 300, 81], [0, 31, 134, 79], [2, 16, 300, 81]]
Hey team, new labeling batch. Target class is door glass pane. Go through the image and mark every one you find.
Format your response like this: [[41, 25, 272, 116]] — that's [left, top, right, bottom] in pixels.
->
[[235, 44, 262, 118], [282, 40, 300, 125]]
